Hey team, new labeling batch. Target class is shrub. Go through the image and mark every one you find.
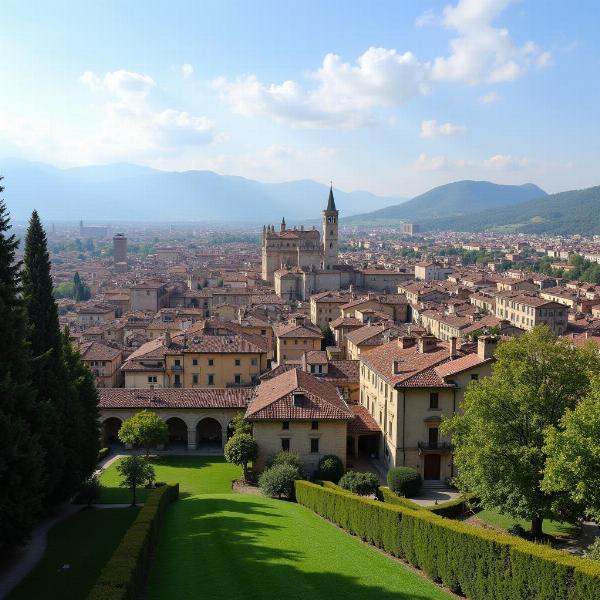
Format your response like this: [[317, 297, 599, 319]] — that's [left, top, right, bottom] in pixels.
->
[[74, 474, 102, 507], [259, 464, 301, 499], [316, 455, 344, 483], [266, 450, 304, 475], [87, 483, 179, 600], [338, 471, 380, 496], [387, 466, 422, 497], [586, 538, 600, 561], [97, 447, 109, 462], [379, 487, 422, 510], [295, 480, 600, 600], [508, 523, 527, 538]]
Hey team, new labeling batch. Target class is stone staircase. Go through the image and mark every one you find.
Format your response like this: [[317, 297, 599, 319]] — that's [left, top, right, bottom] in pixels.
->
[[421, 480, 448, 491]]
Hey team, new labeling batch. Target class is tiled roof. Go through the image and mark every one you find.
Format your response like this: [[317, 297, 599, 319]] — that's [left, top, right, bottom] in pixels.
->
[[434, 354, 492, 378], [348, 405, 381, 434], [274, 322, 322, 339], [345, 324, 400, 346], [246, 369, 353, 421], [79, 341, 122, 361], [99, 387, 253, 409]]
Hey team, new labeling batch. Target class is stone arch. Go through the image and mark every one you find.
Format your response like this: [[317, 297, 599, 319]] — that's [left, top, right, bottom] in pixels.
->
[[196, 417, 223, 451], [166, 417, 188, 449], [102, 417, 123, 447]]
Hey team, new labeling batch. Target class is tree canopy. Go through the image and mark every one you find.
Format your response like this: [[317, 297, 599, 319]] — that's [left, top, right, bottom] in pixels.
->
[[118, 410, 168, 456]]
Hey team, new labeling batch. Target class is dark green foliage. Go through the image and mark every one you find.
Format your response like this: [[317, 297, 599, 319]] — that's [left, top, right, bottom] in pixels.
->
[[73, 271, 91, 301], [317, 454, 344, 483], [87, 484, 179, 600], [23, 210, 68, 504], [117, 455, 156, 506], [321, 326, 335, 349], [338, 471, 380, 496], [266, 450, 304, 476], [224, 433, 258, 480], [295, 481, 600, 600], [229, 412, 252, 436], [259, 463, 301, 499], [0, 189, 45, 549], [75, 474, 102, 507], [98, 448, 109, 462], [380, 486, 476, 518], [387, 466, 422, 497], [379, 487, 422, 510]]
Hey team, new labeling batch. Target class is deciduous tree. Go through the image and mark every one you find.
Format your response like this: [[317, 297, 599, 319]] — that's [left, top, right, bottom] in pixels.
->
[[224, 433, 258, 481], [118, 410, 168, 456], [117, 455, 155, 507]]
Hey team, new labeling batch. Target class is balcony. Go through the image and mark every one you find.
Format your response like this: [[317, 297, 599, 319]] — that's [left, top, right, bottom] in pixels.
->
[[417, 441, 453, 452], [171, 364, 183, 371]]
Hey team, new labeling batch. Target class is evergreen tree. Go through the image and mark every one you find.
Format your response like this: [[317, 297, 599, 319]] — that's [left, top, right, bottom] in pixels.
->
[[62, 329, 100, 487], [0, 183, 44, 548], [22, 210, 66, 504]]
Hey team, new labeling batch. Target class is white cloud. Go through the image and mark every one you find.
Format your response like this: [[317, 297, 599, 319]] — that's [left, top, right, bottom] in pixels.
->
[[420, 119, 465, 138], [214, 47, 428, 128], [414, 151, 529, 172], [479, 90, 500, 104], [214, 1, 549, 129], [264, 144, 336, 160], [482, 153, 528, 170], [80, 69, 217, 156], [415, 8, 437, 27], [180, 63, 194, 78], [431, 0, 551, 85]]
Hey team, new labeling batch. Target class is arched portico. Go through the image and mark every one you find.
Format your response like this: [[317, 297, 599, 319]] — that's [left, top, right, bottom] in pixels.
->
[[166, 417, 188, 449], [102, 417, 123, 447], [196, 417, 224, 453]]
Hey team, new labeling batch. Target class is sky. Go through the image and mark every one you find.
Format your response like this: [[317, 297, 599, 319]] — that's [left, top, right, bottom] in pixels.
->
[[0, 0, 599, 198]]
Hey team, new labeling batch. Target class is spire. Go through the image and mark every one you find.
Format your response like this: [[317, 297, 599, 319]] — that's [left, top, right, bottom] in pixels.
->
[[281, 217, 286, 232], [326, 183, 337, 212]]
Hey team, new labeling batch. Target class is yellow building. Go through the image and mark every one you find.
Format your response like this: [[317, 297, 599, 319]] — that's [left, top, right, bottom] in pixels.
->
[[273, 314, 322, 364], [359, 335, 496, 482], [79, 341, 123, 387]]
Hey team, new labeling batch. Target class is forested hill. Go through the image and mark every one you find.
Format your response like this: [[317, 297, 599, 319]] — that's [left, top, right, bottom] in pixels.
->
[[345, 180, 546, 224], [424, 185, 600, 235]]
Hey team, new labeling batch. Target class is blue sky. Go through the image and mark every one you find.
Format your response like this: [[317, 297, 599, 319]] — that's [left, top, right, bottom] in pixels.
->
[[0, 0, 598, 197]]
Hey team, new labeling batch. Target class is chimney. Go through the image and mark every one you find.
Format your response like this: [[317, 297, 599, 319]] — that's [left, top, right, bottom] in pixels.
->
[[393, 360, 401, 375], [398, 335, 416, 349], [418, 335, 437, 354], [477, 335, 498, 360], [449, 336, 457, 357], [164, 330, 171, 346]]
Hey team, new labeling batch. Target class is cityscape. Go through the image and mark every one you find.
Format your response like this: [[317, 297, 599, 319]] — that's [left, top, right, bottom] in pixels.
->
[[1, 1, 600, 600]]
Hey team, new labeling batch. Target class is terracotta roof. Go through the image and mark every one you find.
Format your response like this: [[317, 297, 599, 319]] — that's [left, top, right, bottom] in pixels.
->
[[246, 369, 353, 421], [434, 354, 492, 378], [345, 323, 400, 347], [99, 387, 253, 409], [79, 341, 122, 361], [348, 405, 381, 434], [274, 322, 322, 339]]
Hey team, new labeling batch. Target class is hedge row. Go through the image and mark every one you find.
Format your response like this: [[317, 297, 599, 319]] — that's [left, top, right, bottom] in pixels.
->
[[295, 480, 600, 600], [87, 483, 179, 600], [379, 486, 475, 518], [97, 447, 109, 462]]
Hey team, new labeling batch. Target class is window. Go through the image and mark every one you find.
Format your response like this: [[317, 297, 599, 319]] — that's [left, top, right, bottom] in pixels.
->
[[470, 373, 479, 381], [192, 359, 198, 366], [251, 358, 257, 366], [429, 392, 439, 409], [310, 438, 319, 453], [261, 329, 266, 335], [147, 376, 157, 383], [428, 427, 439, 446], [235, 359, 241, 366], [282, 421, 290, 430], [192, 374, 198, 384], [281, 438, 290, 451], [234, 374, 241, 384], [311, 420, 318, 430], [208, 359, 214, 366], [207, 374, 214, 386], [174, 359, 181, 366]]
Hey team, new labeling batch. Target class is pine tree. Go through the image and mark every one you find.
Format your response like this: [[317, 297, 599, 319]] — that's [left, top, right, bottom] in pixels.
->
[[62, 329, 100, 488], [0, 182, 45, 548], [22, 210, 66, 504]]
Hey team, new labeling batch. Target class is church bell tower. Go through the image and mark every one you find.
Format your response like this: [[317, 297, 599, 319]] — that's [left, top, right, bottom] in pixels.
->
[[322, 184, 338, 270]]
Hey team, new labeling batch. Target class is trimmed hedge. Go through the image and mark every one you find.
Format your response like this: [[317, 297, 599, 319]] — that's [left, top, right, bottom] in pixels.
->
[[379, 486, 422, 510], [387, 466, 422, 496], [295, 480, 600, 600], [380, 486, 476, 518], [87, 483, 179, 600], [98, 447, 109, 462]]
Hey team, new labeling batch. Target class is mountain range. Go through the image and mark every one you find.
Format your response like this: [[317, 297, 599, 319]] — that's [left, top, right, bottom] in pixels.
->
[[345, 180, 547, 225], [0, 159, 406, 222]]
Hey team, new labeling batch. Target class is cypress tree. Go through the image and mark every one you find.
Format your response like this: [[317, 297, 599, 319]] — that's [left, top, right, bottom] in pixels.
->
[[0, 182, 44, 548], [62, 328, 100, 489], [22, 210, 66, 504]]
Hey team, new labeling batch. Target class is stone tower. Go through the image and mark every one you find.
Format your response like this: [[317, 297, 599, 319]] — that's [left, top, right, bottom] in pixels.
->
[[322, 185, 338, 270]]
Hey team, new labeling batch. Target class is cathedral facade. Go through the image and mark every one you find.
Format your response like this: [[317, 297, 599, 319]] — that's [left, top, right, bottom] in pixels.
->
[[261, 187, 339, 284]]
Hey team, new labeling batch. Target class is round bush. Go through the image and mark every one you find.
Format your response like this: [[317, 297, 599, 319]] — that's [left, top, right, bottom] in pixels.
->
[[338, 470, 380, 496], [317, 455, 344, 483], [266, 451, 304, 476], [259, 464, 301, 499], [387, 466, 422, 497]]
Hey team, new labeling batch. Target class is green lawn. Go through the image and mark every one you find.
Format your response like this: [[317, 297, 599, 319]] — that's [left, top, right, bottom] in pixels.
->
[[146, 456, 452, 600], [8, 507, 139, 600], [475, 508, 580, 537], [98, 455, 240, 502]]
